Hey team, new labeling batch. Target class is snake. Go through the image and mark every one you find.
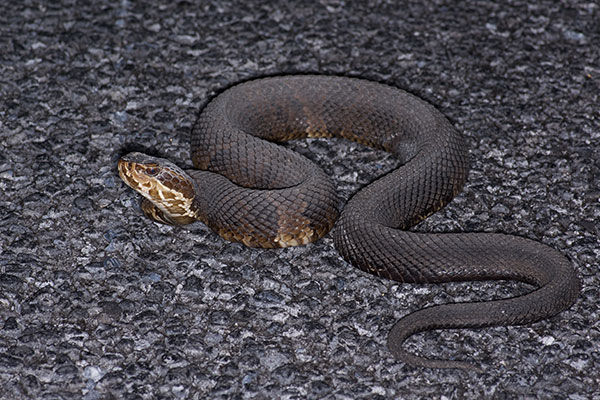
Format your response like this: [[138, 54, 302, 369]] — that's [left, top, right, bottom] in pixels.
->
[[117, 75, 580, 370]]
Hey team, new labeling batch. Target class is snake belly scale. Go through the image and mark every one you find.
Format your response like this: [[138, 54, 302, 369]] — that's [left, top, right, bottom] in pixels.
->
[[118, 75, 580, 370]]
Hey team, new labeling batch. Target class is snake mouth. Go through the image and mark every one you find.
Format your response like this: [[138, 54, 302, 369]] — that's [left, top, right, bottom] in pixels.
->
[[117, 158, 137, 189]]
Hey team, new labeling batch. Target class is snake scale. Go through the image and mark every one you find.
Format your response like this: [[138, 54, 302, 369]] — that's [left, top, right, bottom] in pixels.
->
[[118, 75, 580, 370]]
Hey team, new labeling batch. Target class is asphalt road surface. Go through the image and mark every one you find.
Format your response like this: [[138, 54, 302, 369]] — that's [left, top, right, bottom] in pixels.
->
[[1, 1, 598, 398]]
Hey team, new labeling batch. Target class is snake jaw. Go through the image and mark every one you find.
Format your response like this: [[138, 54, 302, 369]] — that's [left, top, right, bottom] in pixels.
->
[[118, 152, 198, 225]]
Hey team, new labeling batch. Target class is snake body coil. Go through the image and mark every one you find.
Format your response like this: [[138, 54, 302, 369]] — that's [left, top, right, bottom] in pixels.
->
[[118, 75, 580, 370]]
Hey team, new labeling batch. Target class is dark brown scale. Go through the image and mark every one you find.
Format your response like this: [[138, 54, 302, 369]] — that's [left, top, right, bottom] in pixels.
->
[[189, 75, 580, 369]]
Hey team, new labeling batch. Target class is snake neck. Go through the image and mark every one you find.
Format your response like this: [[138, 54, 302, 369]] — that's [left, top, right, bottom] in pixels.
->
[[139, 176, 202, 226], [140, 197, 196, 225], [161, 170, 211, 226]]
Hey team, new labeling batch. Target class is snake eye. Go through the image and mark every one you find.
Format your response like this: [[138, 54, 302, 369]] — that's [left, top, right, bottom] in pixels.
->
[[145, 167, 160, 176]]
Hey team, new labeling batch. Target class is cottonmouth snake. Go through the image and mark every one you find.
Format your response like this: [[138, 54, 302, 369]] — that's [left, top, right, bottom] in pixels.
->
[[118, 75, 580, 370]]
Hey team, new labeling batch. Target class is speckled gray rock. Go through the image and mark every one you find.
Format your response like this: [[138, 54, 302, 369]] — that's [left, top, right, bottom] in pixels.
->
[[1, 0, 598, 399]]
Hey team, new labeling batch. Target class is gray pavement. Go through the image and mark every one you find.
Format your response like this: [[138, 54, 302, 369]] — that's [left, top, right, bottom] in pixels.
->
[[1, 0, 598, 398]]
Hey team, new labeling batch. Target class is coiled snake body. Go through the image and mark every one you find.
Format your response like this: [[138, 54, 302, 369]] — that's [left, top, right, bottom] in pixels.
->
[[118, 75, 580, 370]]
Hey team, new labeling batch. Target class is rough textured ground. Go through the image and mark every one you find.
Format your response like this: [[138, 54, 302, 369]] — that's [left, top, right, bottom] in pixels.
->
[[1, 0, 599, 399]]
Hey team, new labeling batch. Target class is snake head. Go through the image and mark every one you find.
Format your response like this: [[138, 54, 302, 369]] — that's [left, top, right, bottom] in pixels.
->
[[118, 152, 198, 225]]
